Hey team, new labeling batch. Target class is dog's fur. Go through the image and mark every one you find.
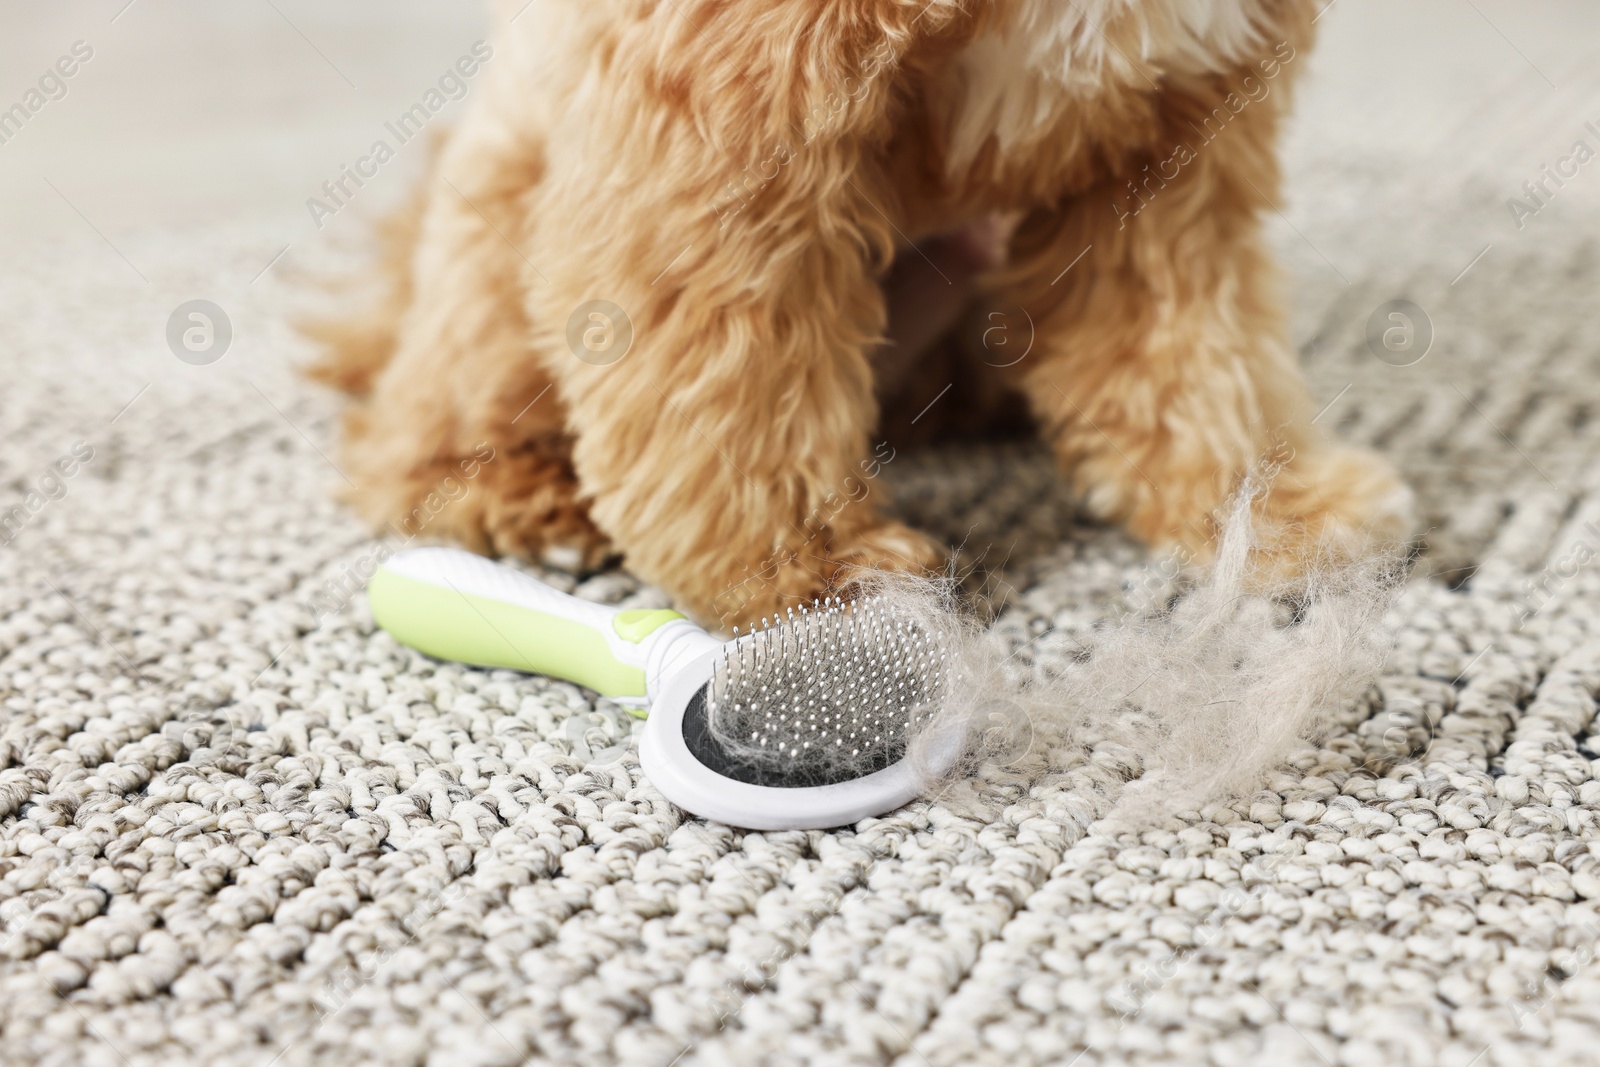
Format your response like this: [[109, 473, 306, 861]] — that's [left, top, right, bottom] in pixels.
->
[[307, 0, 1412, 629]]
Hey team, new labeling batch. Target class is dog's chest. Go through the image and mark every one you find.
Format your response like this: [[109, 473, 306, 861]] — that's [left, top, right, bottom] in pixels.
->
[[940, 0, 1279, 170]]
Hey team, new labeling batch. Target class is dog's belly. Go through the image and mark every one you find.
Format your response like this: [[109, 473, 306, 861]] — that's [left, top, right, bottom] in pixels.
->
[[873, 217, 1011, 396], [876, 0, 1297, 392]]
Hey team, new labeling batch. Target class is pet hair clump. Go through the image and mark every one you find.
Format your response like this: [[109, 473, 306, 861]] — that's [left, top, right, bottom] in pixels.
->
[[722, 481, 1408, 816]]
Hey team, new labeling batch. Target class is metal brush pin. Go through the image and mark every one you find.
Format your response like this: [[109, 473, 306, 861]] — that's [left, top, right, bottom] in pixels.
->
[[698, 595, 950, 788]]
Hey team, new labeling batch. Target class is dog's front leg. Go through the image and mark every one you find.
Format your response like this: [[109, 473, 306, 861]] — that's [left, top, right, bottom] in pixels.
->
[[523, 1, 966, 627], [991, 62, 1413, 579]]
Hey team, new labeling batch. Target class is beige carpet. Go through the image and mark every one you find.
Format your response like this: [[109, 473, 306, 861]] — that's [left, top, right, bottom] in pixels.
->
[[5, 3, 1600, 1065]]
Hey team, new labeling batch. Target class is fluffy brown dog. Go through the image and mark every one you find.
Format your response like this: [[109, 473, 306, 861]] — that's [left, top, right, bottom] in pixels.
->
[[310, 0, 1412, 629]]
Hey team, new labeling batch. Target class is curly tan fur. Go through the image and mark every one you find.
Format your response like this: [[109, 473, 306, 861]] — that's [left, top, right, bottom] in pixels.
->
[[309, 0, 1413, 629]]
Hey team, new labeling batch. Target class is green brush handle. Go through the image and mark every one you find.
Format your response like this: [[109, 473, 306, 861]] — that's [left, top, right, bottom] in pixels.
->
[[367, 547, 709, 707]]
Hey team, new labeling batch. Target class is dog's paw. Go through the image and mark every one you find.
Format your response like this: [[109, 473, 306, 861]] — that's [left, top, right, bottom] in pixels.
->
[[700, 520, 946, 633], [1249, 444, 1416, 584], [824, 519, 948, 582], [481, 500, 614, 574], [462, 454, 615, 573]]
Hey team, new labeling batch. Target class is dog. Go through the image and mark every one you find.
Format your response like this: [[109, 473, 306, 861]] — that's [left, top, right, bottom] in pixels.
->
[[308, 0, 1412, 630]]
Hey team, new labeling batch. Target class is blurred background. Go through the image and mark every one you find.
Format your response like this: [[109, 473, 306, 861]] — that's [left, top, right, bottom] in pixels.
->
[[5, 6, 1600, 1066], [4, 1, 1598, 246]]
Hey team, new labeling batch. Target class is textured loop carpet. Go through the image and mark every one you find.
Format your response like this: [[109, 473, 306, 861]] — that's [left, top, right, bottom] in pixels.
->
[[5, 6, 1600, 1066]]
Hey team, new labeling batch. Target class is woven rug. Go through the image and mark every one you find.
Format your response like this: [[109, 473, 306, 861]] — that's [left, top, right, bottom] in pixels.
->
[[5, 7, 1600, 1066]]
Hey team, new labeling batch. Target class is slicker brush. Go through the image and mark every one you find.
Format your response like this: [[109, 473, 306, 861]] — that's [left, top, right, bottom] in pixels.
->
[[368, 548, 963, 829]]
